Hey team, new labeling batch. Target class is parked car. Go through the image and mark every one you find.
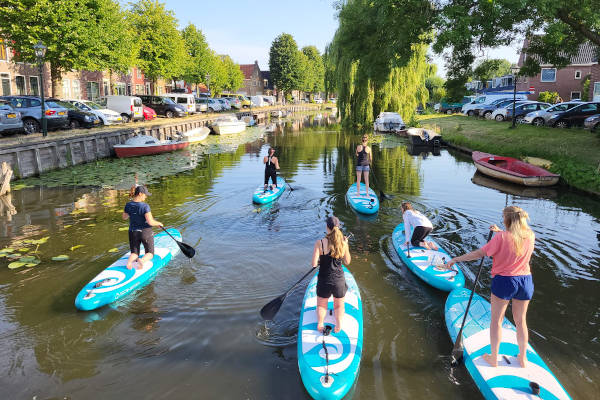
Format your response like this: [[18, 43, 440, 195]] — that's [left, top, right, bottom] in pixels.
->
[[217, 98, 231, 111], [142, 105, 157, 121], [162, 93, 196, 114], [224, 97, 242, 109], [250, 95, 268, 107], [64, 99, 123, 125], [462, 93, 529, 116], [491, 101, 535, 121], [0, 95, 69, 134], [206, 98, 222, 112], [546, 102, 600, 128], [138, 95, 186, 118], [314, 98, 324, 104], [477, 98, 515, 119], [0, 99, 24, 135], [101, 95, 144, 122], [522, 102, 581, 126], [221, 93, 250, 108], [584, 114, 600, 132], [48, 99, 100, 129], [194, 99, 208, 113], [504, 102, 551, 123], [437, 96, 473, 114]]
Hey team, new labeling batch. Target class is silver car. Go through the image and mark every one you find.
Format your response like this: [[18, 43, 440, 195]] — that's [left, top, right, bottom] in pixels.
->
[[522, 102, 582, 126], [1, 96, 69, 134], [65, 99, 123, 125], [0, 99, 24, 135]]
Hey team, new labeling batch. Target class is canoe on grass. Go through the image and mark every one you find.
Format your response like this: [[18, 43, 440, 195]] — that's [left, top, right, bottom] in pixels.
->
[[472, 151, 559, 187], [345, 183, 379, 215], [445, 288, 571, 400]]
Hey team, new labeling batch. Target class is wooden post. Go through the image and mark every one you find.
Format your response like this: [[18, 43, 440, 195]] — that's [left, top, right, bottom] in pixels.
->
[[0, 162, 13, 196]]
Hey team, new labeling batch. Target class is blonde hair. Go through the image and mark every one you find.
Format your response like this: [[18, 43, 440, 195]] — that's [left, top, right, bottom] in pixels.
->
[[503, 206, 534, 256], [129, 185, 137, 198], [326, 226, 345, 259], [401, 202, 413, 212]]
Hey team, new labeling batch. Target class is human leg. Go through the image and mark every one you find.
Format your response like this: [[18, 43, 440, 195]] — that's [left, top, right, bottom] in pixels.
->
[[127, 230, 141, 269], [482, 293, 510, 367], [316, 296, 328, 332], [363, 169, 370, 197], [512, 299, 530, 368], [333, 296, 345, 333], [356, 169, 362, 195], [137, 229, 155, 269]]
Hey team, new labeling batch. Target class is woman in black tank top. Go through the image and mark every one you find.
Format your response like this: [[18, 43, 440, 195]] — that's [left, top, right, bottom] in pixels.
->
[[311, 216, 352, 333], [355, 135, 373, 197], [263, 147, 280, 191]]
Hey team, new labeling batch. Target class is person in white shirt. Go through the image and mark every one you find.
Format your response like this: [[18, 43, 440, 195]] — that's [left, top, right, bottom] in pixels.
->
[[402, 202, 437, 250]]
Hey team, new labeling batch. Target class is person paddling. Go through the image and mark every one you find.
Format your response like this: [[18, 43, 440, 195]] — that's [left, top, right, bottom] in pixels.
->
[[311, 216, 352, 333], [402, 202, 438, 250], [355, 135, 372, 197], [263, 147, 280, 192], [442, 206, 535, 368], [122, 185, 163, 270]]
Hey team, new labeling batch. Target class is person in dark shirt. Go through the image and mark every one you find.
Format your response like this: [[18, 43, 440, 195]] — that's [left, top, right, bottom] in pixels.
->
[[122, 185, 163, 270], [263, 147, 280, 191]]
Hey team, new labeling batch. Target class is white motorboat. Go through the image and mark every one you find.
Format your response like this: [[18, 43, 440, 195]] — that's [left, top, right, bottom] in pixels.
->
[[373, 112, 406, 132], [211, 115, 247, 134], [179, 127, 210, 143], [113, 135, 189, 158]]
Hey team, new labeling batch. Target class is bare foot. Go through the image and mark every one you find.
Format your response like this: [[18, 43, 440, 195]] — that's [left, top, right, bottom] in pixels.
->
[[135, 261, 144, 270], [421, 241, 431, 250], [317, 323, 324, 332], [334, 324, 342, 333], [517, 353, 528, 368], [481, 353, 498, 367], [429, 241, 439, 251]]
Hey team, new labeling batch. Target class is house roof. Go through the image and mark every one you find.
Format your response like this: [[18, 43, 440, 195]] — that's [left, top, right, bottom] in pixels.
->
[[520, 39, 599, 66], [239, 64, 256, 80]]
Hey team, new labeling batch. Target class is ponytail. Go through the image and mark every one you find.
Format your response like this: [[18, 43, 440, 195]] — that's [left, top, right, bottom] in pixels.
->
[[503, 206, 534, 256], [129, 185, 137, 198], [326, 226, 345, 259]]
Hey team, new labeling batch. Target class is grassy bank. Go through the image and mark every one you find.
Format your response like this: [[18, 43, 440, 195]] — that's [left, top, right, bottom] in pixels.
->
[[416, 114, 600, 193]]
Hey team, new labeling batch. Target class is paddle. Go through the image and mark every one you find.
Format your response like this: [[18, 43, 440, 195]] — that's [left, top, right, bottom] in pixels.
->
[[260, 267, 315, 320], [450, 230, 494, 367], [406, 242, 411, 258], [160, 226, 196, 258], [280, 175, 295, 191], [368, 166, 392, 201]]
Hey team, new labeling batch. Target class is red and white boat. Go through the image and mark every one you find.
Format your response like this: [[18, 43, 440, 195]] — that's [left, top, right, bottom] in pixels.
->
[[113, 135, 190, 158], [472, 151, 559, 187]]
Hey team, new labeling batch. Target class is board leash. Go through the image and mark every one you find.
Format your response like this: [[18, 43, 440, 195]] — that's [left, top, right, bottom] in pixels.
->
[[322, 325, 333, 383]]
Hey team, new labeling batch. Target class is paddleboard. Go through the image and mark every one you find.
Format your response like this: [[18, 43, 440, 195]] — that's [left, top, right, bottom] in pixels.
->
[[75, 228, 182, 311], [392, 224, 465, 291], [298, 266, 363, 400], [252, 177, 286, 204], [345, 183, 379, 215], [445, 288, 571, 400]]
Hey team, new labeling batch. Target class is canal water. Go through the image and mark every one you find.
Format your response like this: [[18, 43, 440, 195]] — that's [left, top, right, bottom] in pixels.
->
[[0, 114, 598, 399]]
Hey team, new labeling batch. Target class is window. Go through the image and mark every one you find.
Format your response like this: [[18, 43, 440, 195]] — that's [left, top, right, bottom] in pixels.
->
[[575, 70, 582, 79], [29, 76, 39, 95], [0, 40, 6, 61], [135, 84, 143, 94], [580, 104, 598, 113], [521, 104, 537, 111], [86, 81, 99, 101], [127, 83, 131, 96], [15, 76, 25, 95], [541, 68, 556, 82], [145, 82, 151, 95], [594, 82, 600, 102], [571, 91, 581, 100], [103, 80, 109, 96], [72, 80, 80, 99], [136, 68, 142, 79], [62, 79, 70, 98], [115, 83, 125, 95], [1, 73, 10, 95]]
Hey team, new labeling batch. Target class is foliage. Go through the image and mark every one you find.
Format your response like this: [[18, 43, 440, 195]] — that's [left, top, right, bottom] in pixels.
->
[[128, 0, 188, 84], [582, 75, 591, 101], [222, 56, 245, 93], [425, 69, 445, 104], [269, 33, 302, 94], [181, 24, 213, 88], [538, 91, 559, 103], [472, 59, 512, 83], [302, 46, 325, 93]]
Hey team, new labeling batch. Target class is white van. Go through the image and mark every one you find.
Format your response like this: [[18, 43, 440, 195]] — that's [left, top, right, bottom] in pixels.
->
[[103, 95, 144, 122], [250, 95, 267, 107], [462, 92, 529, 115], [162, 93, 195, 114]]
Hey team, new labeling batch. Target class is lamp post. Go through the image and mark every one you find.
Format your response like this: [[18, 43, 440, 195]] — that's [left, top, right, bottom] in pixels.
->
[[34, 41, 47, 137], [510, 64, 520, 129], [205, 73, 210, 113]]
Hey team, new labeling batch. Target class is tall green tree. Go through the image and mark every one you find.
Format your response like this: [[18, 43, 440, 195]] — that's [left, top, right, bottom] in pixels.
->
[[207, 54, 228, 95], [181, 23, 213, 93], [269, 33, 302, 95], [128, 0, 187, 90], [0, 0, 122, 96], [222, 56, 244, 93], [472, 59, 512, 83], [302, 46, 325, 93]]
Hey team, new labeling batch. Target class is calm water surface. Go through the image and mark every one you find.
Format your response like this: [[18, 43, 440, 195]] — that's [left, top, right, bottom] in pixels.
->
[[1, 114, 599, 399]]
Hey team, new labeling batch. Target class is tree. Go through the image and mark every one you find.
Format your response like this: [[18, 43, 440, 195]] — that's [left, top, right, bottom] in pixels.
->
[[302, 46, 325, 93], [269, 33, 302, 95], [472, 59, 512, 83], [296, 51, 313, 94], [222, 56, 244, 93], [181, 23, 213, 93], [0, 0, 121, 97], [128, 0, 187, 89], [207, 54, 228, 95]]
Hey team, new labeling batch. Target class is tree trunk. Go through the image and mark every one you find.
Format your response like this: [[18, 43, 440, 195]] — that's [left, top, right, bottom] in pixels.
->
[[50, 63, 62, 98], [109, 69, 114, 96], [153, 79, 157, 95]]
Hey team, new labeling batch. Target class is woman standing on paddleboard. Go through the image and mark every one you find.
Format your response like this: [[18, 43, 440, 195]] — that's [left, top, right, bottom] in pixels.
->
[[355, 135, 372, 197], [263, 147, 280, 191], [311, 216, 352, 333], [443, 206, 535, 368], [122, 185, 163, 270], [402, 202, 438, 250]]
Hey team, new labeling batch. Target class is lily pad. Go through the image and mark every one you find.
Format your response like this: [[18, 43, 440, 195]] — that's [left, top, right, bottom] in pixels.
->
[[25, 263, 40, 267], [118, 227, 129, 231], [70, 245, 84, 251], [0, 253, 7, 258], [11, 183, 32, 191], [51, 255, 69, 261], [8, 262, 27, 269], [18, 248, 29, 252], [87, 224, 96, 227], [108, 248, 119, 253], [7, 253, 21, 260], [0, 248, 14, 253], [19, 256, 38, 262], [63, 225, 72, 229]]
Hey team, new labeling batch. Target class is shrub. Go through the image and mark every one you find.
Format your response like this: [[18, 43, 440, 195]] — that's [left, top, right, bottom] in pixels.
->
[[538, 91, 559, 103]]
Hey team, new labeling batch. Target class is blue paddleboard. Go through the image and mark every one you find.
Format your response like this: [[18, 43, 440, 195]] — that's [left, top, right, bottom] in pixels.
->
[[252, 177, 286, 204], [298, 267, 363, 400], [445, 288, 571, 400], [392, 224, 465, 291], [75, 228, 182, 311], [345, 183, 379, 215]]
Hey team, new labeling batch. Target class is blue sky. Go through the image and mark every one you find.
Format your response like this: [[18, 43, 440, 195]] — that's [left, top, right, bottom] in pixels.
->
[[164, 0, 520, 77]]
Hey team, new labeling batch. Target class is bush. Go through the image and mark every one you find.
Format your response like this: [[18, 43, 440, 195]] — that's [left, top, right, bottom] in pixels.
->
[[538, 91, 559, 103]]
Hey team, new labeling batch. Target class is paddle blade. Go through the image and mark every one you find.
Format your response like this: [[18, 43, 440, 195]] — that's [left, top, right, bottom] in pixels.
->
[[177, 241, 196, 258], [260, 295, 285, 320], [379, 190, 392, 200], [450, 333, 464, 366]]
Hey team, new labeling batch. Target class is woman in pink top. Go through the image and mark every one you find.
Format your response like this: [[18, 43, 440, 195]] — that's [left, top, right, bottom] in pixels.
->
[[443, 206, 535, 368]]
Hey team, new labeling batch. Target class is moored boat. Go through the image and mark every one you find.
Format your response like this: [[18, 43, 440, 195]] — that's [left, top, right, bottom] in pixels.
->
[[211, 115, 247, 135], [113, 135, 189, 158], [472, 151, 559, 187], [373, 112, 406, 133], [406, 127, 442, 147], [179, 127, 210, 144]]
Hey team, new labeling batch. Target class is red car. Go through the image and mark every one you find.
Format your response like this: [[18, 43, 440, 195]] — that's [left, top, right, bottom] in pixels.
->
[[143, 105, 157, 121]]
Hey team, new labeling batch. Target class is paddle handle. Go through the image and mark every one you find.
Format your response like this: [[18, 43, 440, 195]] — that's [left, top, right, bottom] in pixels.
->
[[160, 225, 177, 242], [285, 267, 316, 296]]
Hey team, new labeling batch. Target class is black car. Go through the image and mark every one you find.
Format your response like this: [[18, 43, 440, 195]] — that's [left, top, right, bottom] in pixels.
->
[[584, 114, 600, 132], [546, 102, 600, 128], [48, 99, 100, 129], [138, 95, 186, 118]]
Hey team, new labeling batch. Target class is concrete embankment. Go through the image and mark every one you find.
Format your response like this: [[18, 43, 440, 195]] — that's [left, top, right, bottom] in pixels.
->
[[0, 105, 321, 179]]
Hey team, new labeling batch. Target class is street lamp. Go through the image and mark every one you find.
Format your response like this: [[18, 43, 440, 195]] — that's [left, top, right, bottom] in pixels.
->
[[205, 73, 210, 113], [34, 41, 47, 136], [510, 64, 520, 129]]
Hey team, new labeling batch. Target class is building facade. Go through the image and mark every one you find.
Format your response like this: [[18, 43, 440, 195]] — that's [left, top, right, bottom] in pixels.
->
[[239, 61, 265, 96]]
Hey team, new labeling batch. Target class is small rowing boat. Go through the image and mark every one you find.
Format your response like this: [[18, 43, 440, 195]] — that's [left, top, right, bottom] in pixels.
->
[[113, 135, 189, 158], [472, 151, 559, 187], [211, 115, 246, 135], [179, 127, 210, 143]]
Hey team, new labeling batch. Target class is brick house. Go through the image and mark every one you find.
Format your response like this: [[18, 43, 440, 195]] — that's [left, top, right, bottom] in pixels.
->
[[239, 61, 265, 96], [517, 40, 600, 101]]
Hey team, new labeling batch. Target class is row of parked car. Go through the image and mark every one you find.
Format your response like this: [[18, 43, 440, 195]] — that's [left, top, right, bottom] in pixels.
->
[[0, 93, 283, 136], [459, 95, 600, 131]]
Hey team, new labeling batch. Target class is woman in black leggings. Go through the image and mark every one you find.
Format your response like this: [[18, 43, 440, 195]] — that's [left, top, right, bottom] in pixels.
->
[[263, 147, 280, 191]]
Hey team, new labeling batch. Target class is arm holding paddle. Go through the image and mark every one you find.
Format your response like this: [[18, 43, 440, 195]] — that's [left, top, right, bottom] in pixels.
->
[[144, 212, 163, 228], [442, 225, 501, 269]]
